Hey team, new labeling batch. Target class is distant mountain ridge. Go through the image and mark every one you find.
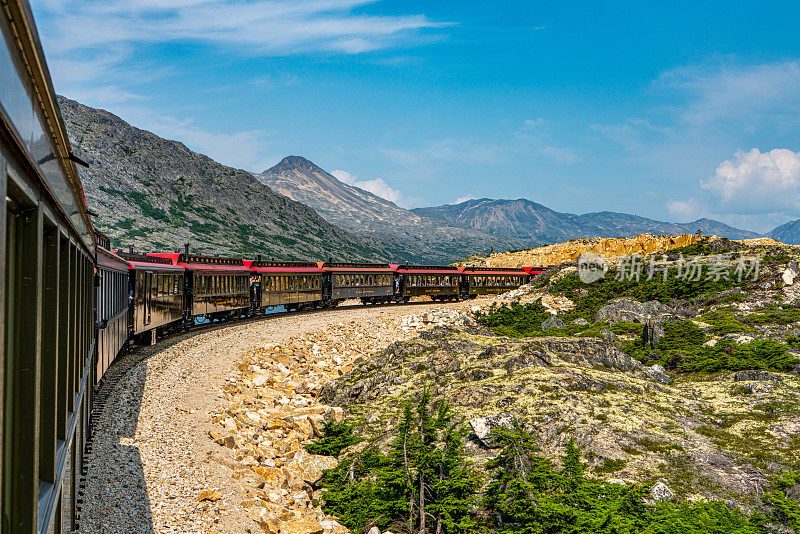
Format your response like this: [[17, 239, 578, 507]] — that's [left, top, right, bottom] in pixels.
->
[[412, 198, 762, 242], [767, 219, 800, 245], [257, 157, 533, 263], [58, 97, 387, 261]]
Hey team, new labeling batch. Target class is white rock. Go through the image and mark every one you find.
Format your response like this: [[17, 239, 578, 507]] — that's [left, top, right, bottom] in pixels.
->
[[651, 481, 674, 502], [783, 260, 799, 286]]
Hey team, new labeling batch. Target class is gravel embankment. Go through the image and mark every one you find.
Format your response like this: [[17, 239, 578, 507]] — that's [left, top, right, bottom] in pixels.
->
[[79, 300, 489, 534]]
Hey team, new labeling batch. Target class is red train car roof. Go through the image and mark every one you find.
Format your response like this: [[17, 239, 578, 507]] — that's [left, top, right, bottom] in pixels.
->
[[391, 264, 462, 275], [244, 260, 324, 274], [149, 252, 250, 273], [117, 251, 185, 272], [318, 262, 393, 273], [458, 266, 529, 276]]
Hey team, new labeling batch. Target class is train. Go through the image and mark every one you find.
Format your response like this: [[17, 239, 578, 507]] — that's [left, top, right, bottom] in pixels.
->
[[0, 1, 543, 531], [98, 246, 543, 348]]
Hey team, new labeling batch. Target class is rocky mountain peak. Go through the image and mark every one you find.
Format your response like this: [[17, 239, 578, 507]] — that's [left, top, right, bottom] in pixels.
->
[[266, 155, 324, 175]]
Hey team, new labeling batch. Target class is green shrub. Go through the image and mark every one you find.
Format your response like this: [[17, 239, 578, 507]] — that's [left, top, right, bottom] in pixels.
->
[[476, 302, 552, 338], [483, 429, 760, 534], [549, 267, 747, 322], [319, 395, 481, 533], [306, 421, 362, 457], [681, 339, 797, 373], [659, 321, 707, 351], [762, 471, 800, 530], [744, 307, 800, 326], [699, 308, 751, 335]]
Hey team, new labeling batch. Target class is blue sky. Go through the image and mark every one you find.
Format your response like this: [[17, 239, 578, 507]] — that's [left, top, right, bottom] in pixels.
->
[[31, 0, 800, 232]]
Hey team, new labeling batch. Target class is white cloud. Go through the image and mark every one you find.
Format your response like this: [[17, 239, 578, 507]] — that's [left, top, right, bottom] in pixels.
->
[[331, 169, 406, 206], [666, 197, 707, 221], [454, 196, 475, 204], [701, 148, 800, 214]]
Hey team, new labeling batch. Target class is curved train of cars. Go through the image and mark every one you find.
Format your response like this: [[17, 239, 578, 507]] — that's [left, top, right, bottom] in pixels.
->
[[1, 1, 545, 527], [95, 240, 545, 380]]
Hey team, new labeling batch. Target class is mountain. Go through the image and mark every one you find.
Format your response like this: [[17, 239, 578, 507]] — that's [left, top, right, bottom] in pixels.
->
[[257, 157, 533, 263], [58, 97, 386, 261], [412, 198, 761, 242], [767, 219, 800, 245]]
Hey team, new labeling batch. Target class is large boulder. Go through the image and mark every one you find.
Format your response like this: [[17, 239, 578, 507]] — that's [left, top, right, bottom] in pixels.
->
[[541, 315, 565, 331], [536, 337, 642, 372], [468, 413, 516, 448], [596, 298, 674, 324], [286, 449, 338, 485], [782, 260, 799, 286], [642, 364, 673, 385]]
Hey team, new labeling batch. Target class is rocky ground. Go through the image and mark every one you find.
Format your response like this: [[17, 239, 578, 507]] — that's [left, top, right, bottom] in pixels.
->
[[78, 300, 486, 534]]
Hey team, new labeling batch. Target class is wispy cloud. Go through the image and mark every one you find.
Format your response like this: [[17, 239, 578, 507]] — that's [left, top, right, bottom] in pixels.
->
[[657, 60, 800, 127], [35, 0, 446, 57], [34, 0, 448, 107]]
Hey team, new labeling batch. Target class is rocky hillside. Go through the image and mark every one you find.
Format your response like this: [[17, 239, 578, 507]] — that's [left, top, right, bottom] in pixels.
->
[[257, 157, 534, 263], [413, 198, 761, 242], [309, 242, 800, 533], [58, 97, 386, 261], [768, 218, 800, 245], [466, 233, 794, 268]]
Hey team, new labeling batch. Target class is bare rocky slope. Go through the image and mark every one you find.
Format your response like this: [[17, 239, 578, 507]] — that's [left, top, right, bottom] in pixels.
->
[[413, 198, 762, 242], [58, 97, 386, 261], [768, 218, 800, 245], [257, 157, 534, 264]]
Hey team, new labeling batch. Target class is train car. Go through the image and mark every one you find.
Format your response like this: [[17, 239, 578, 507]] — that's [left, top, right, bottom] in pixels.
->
[[321, 262, 395, 305], [459, 266, 530, 297], [392, 264, 464, 301], [96, 235, 131, 381], [1, 1, 98, 530], [245, 259, 324, 312], [116, 251, 185, 342], [152, 252, 251, 321]]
